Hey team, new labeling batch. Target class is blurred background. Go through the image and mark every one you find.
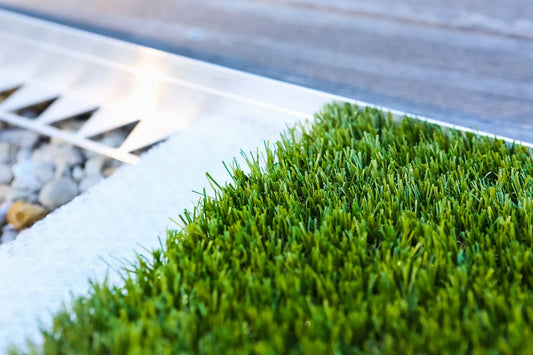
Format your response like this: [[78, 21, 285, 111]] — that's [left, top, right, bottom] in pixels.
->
[[1, 0, 532, 141]]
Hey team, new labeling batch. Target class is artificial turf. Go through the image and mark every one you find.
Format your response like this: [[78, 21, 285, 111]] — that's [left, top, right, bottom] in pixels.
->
[[22, 103, 533, 354]]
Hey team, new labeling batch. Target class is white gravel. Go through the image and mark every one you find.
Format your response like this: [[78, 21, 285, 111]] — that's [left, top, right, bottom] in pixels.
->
[[0, 113, 297, 352]]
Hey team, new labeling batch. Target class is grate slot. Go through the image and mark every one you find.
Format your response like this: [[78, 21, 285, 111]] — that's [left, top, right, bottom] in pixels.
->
[[50, 109, 98, 132], [12, 97, 58, 119], [0, 86, 20, 104], [88, 120, 140, 149]]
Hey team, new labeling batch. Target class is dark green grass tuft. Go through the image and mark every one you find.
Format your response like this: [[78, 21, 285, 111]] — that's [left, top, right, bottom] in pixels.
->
[[23, 103, 533, 354]]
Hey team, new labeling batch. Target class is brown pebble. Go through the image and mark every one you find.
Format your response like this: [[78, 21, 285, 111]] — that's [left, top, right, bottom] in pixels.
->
[[7, 201, 48, 230], [102, 166, 117, 178]]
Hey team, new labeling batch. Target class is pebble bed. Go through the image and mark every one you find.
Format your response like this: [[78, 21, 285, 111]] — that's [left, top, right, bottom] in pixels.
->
[[0, 119, 125, 244]]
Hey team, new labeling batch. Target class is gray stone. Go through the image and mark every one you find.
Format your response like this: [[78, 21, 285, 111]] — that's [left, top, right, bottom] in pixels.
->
[[55, 166, 72, 178], [0, 164, 13, 184], [0, 185, 11, 203], [12, 160, 42, 191], [16, 148, 32, 162], [38, 177, 79, 209], [0, 143, 12, 163], [56, 119, 85, 132], [55, 146, 83, 168], [1, 224, 18, 243], [0, 202, 8, 226], [33, 161, 55, 184], [31, 144, 55, 166], [55, 148, 83, 177], [84, 155, 106, 176], [32, 144, 83, 167], [32, 144, 83, 177], [102, 166, 118, 178], [108, 158, 122, 168], [25, 193, 39, 204], [49, 137, 69, 146], [0, 129, 39, 148], [101, 159, 121, 177], [9, 189, 32, 202], [99, 132, 126, 148], [79, 174, 103, 193], [71, 165, 85, 182]]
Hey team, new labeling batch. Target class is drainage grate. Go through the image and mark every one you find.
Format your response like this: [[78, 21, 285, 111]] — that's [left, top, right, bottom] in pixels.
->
[[0, 14, 178, 164], [0, 10, 339, 165]]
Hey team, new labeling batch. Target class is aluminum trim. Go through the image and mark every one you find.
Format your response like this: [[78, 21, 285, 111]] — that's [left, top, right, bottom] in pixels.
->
[[0, 9, 530, 165]]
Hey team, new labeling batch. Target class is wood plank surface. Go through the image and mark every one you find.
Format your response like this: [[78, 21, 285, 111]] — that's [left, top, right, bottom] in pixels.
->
[[1, 0, 532, 142]]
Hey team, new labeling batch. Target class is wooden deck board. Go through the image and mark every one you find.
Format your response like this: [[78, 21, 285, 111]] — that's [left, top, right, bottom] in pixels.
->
[[1, 0, 532, 141]]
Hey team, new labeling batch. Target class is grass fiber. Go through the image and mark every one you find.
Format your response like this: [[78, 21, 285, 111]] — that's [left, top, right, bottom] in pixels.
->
[[19, 103, 533, 354]]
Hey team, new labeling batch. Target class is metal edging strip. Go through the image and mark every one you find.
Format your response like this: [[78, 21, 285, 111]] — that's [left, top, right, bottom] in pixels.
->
[[0, 8, 531, 164]]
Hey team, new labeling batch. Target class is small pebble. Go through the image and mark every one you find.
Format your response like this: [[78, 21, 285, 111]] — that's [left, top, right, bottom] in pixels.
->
[[9, 189, 32, 202], [1, 225, 17, 243], [55, 146, 83, 168], [0, 130, 39, 148], [38, 177, 79, 209], [55, 148, 83, 177], [13, 161, 41, 190], [31, 144, 55, 166], [0, 185, 11, 204], [56, 120, 85, 132], [12, 161, 42, 191], [33, 162, 55, 183], [0, 164, 13, 184], [99, 132, 126, 148], [84, 155, 106, 176], [16, 148, 32, 162], [0, 143, 11, 163], [102, 166, 118, 178], [79, 174, 103, 193], [71, 165, 85, 182], [49, 137, 69, 146], [0, 203, 8, 226], [32, 144, 83, 171]]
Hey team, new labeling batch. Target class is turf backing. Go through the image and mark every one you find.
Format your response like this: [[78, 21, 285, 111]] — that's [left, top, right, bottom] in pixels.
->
[[22, 103, 533, 354]]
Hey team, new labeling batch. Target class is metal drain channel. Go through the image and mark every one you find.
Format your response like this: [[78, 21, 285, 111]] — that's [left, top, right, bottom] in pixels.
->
[[0, 10, 341, 164], [2, 9, 528, 168]]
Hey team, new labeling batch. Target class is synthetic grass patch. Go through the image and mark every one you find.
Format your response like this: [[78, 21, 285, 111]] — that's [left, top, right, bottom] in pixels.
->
[[23, 103, 533, 354]]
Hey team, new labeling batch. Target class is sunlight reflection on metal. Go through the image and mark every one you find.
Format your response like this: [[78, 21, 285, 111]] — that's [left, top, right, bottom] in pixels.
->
[[0, 9, 338, 163]]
